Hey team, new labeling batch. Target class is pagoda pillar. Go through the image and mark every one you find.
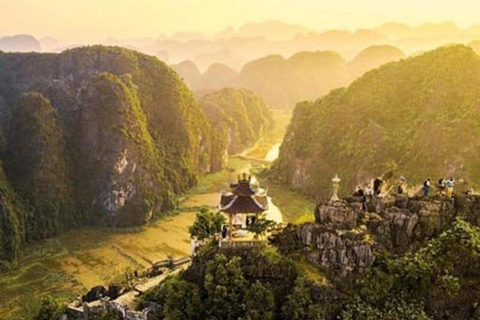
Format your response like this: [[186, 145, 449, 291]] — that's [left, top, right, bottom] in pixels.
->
[[229, 213, 233, 239]]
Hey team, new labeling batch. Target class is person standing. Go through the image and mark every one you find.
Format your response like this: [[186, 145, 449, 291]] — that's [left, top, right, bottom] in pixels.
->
[[373, 178, 383, 196], [438, 178, 446, 195], [365, 185, 373, 196], [423, 178, 431, 197], [446, 177, 455, 197]]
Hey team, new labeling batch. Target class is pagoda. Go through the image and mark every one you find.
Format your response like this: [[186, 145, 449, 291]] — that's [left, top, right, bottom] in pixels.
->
[[219, 173, 268, 239]]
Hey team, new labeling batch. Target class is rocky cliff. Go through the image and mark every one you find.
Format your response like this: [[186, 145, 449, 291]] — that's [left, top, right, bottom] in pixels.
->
[[0, 46, 225, 264], [276, 194, 479, 277]]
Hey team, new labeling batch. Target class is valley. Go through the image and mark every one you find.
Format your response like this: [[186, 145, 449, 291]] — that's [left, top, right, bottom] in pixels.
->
[[0, 112, 314, 320]]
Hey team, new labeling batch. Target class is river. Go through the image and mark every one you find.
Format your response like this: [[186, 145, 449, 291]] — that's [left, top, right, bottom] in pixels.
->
[[265, 142, 281, 162], [0, 136, 289, 319]]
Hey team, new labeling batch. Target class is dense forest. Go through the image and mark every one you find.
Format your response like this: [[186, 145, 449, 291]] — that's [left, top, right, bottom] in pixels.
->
[[199, 88, 274, 165], [272, 45, 480, 197], [0, 46, 273, 268]]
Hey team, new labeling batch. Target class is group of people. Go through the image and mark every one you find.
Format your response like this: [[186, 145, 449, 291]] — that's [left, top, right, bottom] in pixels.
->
[[422, 177, 455, 197], [353, 177, 384, 211], [353, 176, 457, 210]]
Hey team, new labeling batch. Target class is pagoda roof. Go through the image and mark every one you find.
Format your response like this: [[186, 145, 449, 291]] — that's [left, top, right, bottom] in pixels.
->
[[219, 193, 267, 214]]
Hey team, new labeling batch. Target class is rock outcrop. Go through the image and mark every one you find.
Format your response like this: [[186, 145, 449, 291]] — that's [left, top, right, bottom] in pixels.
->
[[281, 194, 479, 277]]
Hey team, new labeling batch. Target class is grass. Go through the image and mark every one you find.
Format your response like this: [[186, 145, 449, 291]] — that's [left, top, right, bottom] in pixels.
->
[[295, 255, 329, 286], [264, 182, 315, 224]]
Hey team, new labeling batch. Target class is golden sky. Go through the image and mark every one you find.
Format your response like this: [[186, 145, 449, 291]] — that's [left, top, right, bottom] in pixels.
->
[[1, 0, 480, 41]]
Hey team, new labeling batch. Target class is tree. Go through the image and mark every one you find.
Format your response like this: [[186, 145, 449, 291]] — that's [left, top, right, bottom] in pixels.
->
[[244, 281, 275, 320], [205, 254, 247, 320], [34, 296, 66, 320], [189, 207, 226, 240], [247, 215, 275, 239], [162, 277, 204, 320], [281, 278, 323, 320]]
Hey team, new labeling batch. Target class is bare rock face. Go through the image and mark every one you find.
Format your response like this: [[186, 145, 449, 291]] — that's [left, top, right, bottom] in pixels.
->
[[297, 223, 374, 277], [315, 200, 357, 229], [285, 195, 480, 277]]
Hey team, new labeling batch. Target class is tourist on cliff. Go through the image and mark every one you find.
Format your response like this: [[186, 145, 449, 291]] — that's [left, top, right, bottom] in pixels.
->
[[446, 177, 455, 197], [353, 186, 364, 197], [438, 178, 446, 195], [365, 185, 373, 196], [423, 178, 431, 197], [373, 178, 383, 196], [397, 176, 406, 195]]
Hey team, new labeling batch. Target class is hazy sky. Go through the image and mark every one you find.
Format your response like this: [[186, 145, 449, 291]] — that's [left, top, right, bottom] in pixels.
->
[[1, 0, 480, 42]]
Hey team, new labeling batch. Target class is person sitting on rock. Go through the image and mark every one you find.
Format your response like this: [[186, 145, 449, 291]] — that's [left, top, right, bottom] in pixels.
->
[[438, 178, 446, 195], [446, 177, 455, 197], [353, 186, 364, 197], [423, 178, 431, 197]]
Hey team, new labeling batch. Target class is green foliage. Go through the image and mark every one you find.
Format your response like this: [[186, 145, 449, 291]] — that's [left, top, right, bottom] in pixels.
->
[[188, 207, 226, 240], [205, 254, 248, 320], [244, 281, 275, 320], [341, 295, 432, 320], [0, 163, 22, 267], [4, 92, 74, 240], [247, 216, 275, 239], [281, 278, 323, 320], [139, 247, 304, 320], [0, 45, 229, 262], [162, 278, 203, 320], [33, 296, 66, 320], [199, 88, 274, 157], [140, 276, 204, 320], [273, 45, 480, 197], [343, 217, 480, 319]]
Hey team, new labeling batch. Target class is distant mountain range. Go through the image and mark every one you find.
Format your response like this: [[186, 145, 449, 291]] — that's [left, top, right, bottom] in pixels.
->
[[0, 34, 41, 52], [174, 45, 409, 109], [4, 20, 480, 71]]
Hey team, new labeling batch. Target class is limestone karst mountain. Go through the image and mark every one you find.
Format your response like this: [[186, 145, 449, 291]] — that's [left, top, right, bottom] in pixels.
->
[[0, 34, 42, 52], [202, 63, 238, 91], [238, 51, 349, 109], [199, 88, 274, 165], [0, 46, 228, 265], [271, 45, 480, 197], [171, 60, 203, 90], [172, 61, 238, 92], [348, 45, 406, 80]]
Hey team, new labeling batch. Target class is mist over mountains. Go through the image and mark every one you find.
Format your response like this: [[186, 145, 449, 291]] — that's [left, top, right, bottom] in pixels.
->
[[4, 20, 480, 71]]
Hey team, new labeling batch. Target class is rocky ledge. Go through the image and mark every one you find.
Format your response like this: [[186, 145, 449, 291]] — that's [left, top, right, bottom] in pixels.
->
[[276, 194, 480, 277]]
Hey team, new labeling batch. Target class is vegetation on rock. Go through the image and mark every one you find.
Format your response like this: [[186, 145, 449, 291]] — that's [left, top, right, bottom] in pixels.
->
[[272, 45, 480, 197], [0, 45, 225, 263], [188, 207, 226, 240], [199, 88, 274, 157]]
